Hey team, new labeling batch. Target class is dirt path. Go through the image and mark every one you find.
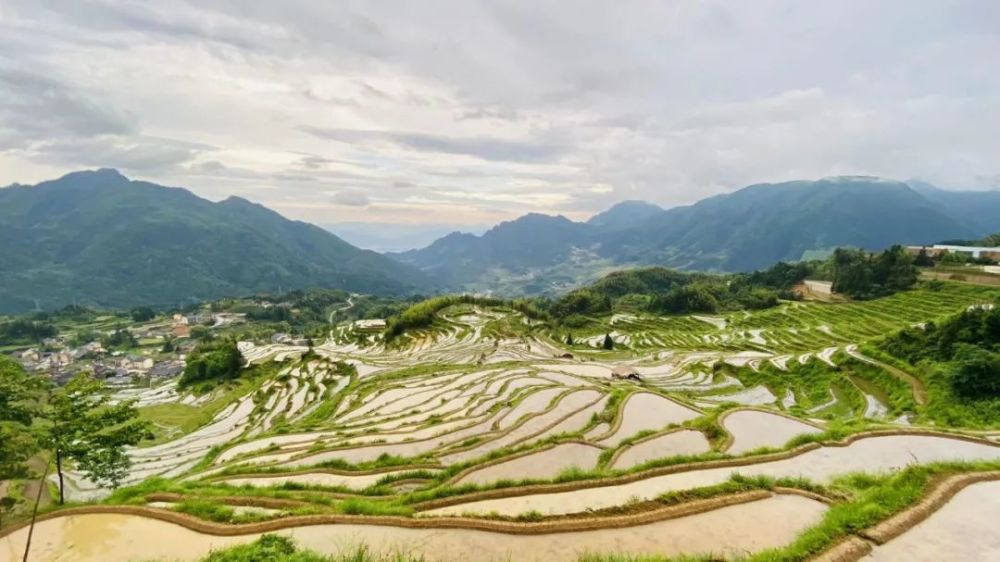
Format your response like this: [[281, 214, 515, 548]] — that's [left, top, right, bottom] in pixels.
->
[[845, 346, 927, 406]]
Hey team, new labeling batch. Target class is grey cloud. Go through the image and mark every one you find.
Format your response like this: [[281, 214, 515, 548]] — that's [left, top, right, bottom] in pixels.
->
[[28, 135, 208, 173], [302, 126, 569, 163], [0, 65, 137, 143], [2, 0, 999, 224], [298, 155, 334, 169], [193, 160, 227, 173], [456, 107, 519, 121], [333, 190, 371, 207]]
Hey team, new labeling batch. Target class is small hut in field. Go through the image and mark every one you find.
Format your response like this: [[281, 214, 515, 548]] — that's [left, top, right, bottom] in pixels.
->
[[612, 365, 642, 381]]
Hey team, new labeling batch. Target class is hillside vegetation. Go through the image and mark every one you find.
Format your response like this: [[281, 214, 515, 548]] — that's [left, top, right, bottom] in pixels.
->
[[395, 177, 1000, 294], [546, 246, 916, 326], [0, 169, 431, 313]]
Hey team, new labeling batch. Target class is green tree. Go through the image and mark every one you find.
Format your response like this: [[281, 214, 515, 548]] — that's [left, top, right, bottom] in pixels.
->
[[951, 346, 1000, 399], [602, 333, 614, 350], [190, 325, 214, 341], [180, 341, 244, 387], [831, 246, 916, 299], [0, 496, 16, 529], [0, 357, 43, 480], [162, 338, 175, 353], [102, 325, 137, 349], [46, 374, 152, 504], [129, 307, 156, 322], [565, 333, 574, 345], [913, 247, 934, 267]]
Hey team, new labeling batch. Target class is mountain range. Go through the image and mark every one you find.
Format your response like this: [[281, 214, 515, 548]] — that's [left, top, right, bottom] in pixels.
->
[[3, 171, 999, 313], [0, 169, 431, 313], [394, 176, 1000, 294]]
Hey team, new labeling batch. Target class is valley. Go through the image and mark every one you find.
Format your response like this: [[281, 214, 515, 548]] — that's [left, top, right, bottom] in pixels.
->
[[2, 278, 999, 561]]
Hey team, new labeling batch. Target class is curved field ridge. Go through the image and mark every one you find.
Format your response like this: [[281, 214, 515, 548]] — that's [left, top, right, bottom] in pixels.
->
[[422, 433, 1000, 516], [212, 468, 426, 490], [862, 473, 1000, 560], [610, 430, 711, 470], [454, 442, 603, 485], [0, 493, 827, 562], [721, 409, 823, 454], [598, 393, 701, 447]]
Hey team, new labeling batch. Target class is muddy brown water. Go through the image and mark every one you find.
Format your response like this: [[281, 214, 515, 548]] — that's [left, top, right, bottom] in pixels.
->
[[0, 495, 826, 562], [864, 480, 1000, 561], [723, 410, 822, 454], [428, 435, 1000, 516]]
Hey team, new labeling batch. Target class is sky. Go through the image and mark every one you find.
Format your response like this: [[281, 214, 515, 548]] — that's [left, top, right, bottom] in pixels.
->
[[2, 1, 999, 236]]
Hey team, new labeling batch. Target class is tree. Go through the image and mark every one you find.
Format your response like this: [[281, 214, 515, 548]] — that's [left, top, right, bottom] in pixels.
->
[[45, 374, 152, 504], [161, 338, 175, 353], [602, 333, 614, 350], [651, 284, 720, 314], [831, 246, 917, 299], [129, 307, 156, 322], [914, 248, 934, 267], [190, 325, 214, 341], [951, 346, 1000, 399], [180, 341, 244, 387], [0, 496, 15, 529], [0, 357, 43, 480], [0, 319, 57, 345], [102, 325, 137, 349], [565, 333, 574, 345]]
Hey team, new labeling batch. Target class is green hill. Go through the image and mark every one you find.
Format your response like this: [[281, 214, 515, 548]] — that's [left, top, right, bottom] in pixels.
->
[[0, 169, 432, 313], [602, 176, 976, 271], [395, 176, 992, 293]]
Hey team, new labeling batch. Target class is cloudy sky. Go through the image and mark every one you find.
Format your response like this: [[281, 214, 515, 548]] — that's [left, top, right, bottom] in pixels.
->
[[2, 1, 999, 236]]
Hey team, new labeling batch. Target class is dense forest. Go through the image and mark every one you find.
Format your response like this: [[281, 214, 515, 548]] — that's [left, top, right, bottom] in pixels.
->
[[881, 302, 1000, 399]]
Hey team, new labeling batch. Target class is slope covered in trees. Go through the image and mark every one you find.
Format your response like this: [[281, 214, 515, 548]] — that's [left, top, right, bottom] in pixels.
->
[[395, 176, 996, 294], [547, 247, 916, 324], [0, 169, 432, 313]]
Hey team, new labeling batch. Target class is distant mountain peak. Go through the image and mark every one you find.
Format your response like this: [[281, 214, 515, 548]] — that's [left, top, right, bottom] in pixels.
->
[[587, 199, 663, 230], [69, 167, 128, 180], [818, 175, 902, 184]]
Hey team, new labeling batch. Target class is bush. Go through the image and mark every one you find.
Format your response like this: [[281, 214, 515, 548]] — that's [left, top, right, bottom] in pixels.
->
[[951, 345, 1000, 399], [180, 341, 244, 387]]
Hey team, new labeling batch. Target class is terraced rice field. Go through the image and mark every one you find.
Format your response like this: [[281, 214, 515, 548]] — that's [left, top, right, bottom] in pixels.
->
[[610, 430, 711, 470], [722, 410, 822, 454], [426, 435, 1000, 517], [4, 287, 1000, 562], [0, 494, 828, 562], [864, 480, 1000, 561]]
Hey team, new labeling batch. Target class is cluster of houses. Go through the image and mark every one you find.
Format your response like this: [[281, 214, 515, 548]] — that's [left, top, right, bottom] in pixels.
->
[[168, 312, 246, 338], [906, 244, 1000, 263], [271, 332, 312, 346], [14, 340, 186, 386]]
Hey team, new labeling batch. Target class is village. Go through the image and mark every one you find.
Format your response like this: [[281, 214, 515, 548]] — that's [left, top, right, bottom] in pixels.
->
[[6, 311, 252, 386]]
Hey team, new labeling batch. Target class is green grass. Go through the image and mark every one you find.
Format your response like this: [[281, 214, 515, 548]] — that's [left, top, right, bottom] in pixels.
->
[[194, 535, 426, 562]]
